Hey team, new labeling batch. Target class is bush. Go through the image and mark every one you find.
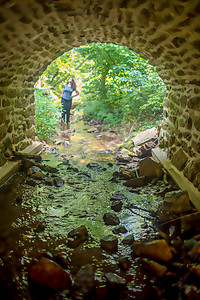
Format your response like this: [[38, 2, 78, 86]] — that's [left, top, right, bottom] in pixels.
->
[[34, 88, 60, 141]]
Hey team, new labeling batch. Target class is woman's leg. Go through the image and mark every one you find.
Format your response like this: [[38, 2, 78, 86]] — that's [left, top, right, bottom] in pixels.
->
[[66, 100, 72, 124], [61, 98, 67, 123]]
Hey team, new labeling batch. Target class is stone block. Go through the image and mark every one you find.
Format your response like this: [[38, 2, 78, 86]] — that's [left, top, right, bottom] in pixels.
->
[[0, 125, 7, 140], [131, 239, 173, 262], [171, 148, 188, 171], [0, 154, 6, 166], [194, 117, 200, 131], [0, 109, 5, 123], [132, 127, 157, 147], [192, 140, 200, 153], [123, 176, 146, 187], [194, 172, 200, 188], [163, 190, 192, 214], [2, 99, 10, 107], [12, 133, 23, 144], [188, 97, 200, 111], [3, 136, 11, 150], [139, 157, 163, 178], [184, 159, 200, 181]]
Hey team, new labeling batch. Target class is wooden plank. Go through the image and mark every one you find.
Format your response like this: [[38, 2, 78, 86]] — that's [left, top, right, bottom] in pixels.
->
[[152, 147, 200, 211]]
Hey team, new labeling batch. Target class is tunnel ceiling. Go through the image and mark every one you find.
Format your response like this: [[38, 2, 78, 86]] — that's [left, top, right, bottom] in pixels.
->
[[0, 0, 200, 191]]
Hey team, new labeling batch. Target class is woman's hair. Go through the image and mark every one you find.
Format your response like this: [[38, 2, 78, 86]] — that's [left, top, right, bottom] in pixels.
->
[[67, 78, 76, 90]]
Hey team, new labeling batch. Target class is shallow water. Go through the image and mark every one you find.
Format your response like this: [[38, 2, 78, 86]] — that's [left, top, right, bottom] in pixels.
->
[[0, 119, 163, 299]]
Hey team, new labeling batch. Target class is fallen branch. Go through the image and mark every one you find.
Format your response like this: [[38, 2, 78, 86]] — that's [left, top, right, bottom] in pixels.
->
[[158, 211, 199, 227], [126, 206, 154, 221], [125, 204, 152, 214]]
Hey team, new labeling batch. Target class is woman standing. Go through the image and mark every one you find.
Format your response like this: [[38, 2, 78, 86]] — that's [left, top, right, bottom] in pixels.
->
[[61, 78, 79, 129]]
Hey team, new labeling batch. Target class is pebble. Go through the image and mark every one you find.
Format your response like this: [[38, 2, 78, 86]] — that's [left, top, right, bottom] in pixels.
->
[[103, 213, 120, 225], [29, 257, 72, 290], [100, 235, 118, 251]]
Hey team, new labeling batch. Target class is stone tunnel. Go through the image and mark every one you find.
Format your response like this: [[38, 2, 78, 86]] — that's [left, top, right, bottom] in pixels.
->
[[0, 0, 200, 200]]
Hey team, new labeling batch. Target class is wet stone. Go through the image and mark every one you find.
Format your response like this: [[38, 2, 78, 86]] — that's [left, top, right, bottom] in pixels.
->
[[107, 162, 113, 167], [67, 225, 88, 248], [95, 272, 108, 300], [119, 256, 132, 270], [86, 162, 101, 169], [100, 235, 118, 251], [119, 167, 136, 179], [110, 191, 128, 202], [112, 171, 119, 178], [182, 285, 200, 299], [112, 226, 128, 234], [116, 154, 132, 164], [139, 157, 163, 179], [73, 264, 95, 299], [25, 179, 37, 186], [52, 176, 64, 187], [31, 172, 45, 180], [103, 213, 120, 225], [105, 272, 126, 287], [123, 176, 146, 188], [44, 177, 54, 186], [163, 190, 192, 214], [111, 200, 123, 212], [80, 171, 91, 177], [190, 264, 200, 277], [29, 257, 72, 290], [188, 241, 200, 259], [42, 165, 58, 174], [181, 212, 200, 232], [131, 239, 173, 262], [122, 234, 135, 246], [27, 166, 41, 175], [53, 253, 69, 269], [141, 258, 167, 277], [87, 127, 98, 133], [184, 238, 198, 251]]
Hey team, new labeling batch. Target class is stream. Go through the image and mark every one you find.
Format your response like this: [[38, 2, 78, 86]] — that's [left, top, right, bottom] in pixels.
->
[[0, 119, 168, 299]]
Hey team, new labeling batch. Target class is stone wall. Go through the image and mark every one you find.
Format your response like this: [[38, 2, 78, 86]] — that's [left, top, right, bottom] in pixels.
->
[[0, 0, 200, 189]]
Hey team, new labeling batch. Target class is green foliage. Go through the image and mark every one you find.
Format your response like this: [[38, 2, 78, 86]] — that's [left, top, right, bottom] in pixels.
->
[[35, 42, 167, 134], [74, 43, 166, 129], [42, 50, 83, 97], [34, 88, 60, 141]]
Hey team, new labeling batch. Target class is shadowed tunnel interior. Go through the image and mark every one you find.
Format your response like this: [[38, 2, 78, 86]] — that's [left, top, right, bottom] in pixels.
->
[[1, 1, 200, 299], [0, 0, 200, 191]]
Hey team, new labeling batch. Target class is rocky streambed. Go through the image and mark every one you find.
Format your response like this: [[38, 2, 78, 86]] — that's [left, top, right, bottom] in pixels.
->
[[0, 120, 200, 300]]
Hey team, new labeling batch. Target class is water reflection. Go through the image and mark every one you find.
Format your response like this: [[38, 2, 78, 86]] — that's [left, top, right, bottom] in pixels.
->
[[0, 119, 162, 298]]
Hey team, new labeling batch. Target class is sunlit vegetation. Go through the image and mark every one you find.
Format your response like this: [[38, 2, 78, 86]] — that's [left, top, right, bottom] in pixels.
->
[[35, 43, 166, 140]]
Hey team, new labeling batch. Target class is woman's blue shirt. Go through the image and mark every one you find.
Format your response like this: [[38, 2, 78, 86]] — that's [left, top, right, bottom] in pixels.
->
[[62, 85, 74, 100]]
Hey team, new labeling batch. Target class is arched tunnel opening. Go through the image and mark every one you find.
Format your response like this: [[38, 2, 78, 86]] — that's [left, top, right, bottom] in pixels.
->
[[34, 42, 166, 142], [0, 0, 200, 299]]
